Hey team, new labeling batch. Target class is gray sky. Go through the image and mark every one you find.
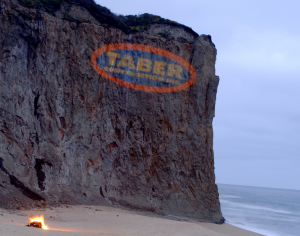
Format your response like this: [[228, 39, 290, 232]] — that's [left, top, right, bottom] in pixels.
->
[[95, 0, 300, 190]]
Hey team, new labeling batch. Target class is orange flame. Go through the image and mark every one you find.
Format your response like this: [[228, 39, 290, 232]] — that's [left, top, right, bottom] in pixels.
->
[[29, 215, 49, 230]]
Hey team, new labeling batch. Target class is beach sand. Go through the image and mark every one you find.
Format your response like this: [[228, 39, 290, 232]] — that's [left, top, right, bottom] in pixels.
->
[[0, 205, 265, 236]]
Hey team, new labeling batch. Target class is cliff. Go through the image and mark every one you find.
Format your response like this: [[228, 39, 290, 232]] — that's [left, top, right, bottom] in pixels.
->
[[0, 0, 223, 222]]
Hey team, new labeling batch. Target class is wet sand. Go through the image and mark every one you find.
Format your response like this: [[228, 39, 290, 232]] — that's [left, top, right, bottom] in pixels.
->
[[0, 205, 265, 236]]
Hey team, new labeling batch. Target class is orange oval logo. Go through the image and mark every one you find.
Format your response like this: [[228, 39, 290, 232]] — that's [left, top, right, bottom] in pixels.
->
[[91, 43, 196, 93]]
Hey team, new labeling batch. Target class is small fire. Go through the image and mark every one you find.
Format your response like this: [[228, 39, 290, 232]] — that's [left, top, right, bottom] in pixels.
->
[[29, 215, 49, 230]]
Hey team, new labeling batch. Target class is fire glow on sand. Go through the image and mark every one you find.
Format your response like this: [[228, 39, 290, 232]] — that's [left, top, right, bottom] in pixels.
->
[[28, 215, 49, 230]]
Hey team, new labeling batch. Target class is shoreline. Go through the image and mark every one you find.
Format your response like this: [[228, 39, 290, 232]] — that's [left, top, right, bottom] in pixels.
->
[[0, 205, 265, 236], [200, 222, 265, 236], [226, 222, 274, 236]]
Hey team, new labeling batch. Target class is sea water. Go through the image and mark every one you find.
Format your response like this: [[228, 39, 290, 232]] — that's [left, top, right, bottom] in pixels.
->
[[217, 184, 300, 236]]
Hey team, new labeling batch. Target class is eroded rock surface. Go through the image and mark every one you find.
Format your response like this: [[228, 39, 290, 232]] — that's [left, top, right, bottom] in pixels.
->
[[0, 0, 223, 222]]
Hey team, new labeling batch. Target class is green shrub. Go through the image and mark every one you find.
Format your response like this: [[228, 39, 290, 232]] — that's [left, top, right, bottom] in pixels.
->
[[19, 0, 63, 14], [19, 0, 36, 7], [63, 12, 76, 21], [17, 0, 198, 36], [158, 32, 168, 38]]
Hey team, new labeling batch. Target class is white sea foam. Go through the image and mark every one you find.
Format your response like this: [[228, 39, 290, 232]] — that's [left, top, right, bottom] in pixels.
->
[[228, 222, 283, 236], [219, 194, 241, 198], [220, 199, 292, 214], [219, 184, 300, 236]]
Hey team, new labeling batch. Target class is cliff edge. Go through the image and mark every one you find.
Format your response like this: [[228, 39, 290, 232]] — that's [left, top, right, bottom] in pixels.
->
[[0, 0, 223, 223]]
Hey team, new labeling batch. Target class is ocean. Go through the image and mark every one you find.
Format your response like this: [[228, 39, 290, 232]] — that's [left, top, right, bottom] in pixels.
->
[[217, 184, 300, 236]]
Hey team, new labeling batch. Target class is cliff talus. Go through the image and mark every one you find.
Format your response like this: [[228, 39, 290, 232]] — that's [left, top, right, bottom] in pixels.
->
[[0, 0, 223, 222]]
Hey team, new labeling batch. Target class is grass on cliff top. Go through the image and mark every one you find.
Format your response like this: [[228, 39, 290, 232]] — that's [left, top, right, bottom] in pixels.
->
[[18, 0, 198, 36]]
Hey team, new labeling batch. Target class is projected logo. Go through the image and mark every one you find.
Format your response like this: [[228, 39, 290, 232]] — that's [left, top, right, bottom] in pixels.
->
[[91, 43, 196, 93]]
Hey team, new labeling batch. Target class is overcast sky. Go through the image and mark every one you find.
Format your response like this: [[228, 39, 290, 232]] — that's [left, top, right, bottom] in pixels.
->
[[95, 0, 300, 190]]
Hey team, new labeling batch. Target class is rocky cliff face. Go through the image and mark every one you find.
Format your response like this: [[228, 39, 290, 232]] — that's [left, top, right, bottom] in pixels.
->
[[0, 0, 223, 222]]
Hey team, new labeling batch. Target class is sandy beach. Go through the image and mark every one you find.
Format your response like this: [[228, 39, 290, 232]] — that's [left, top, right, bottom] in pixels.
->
[[0, 205, 265, 236]]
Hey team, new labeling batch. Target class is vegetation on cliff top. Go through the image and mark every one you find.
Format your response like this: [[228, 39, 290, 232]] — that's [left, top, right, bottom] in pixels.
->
[[18, 0, 198, 36]]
